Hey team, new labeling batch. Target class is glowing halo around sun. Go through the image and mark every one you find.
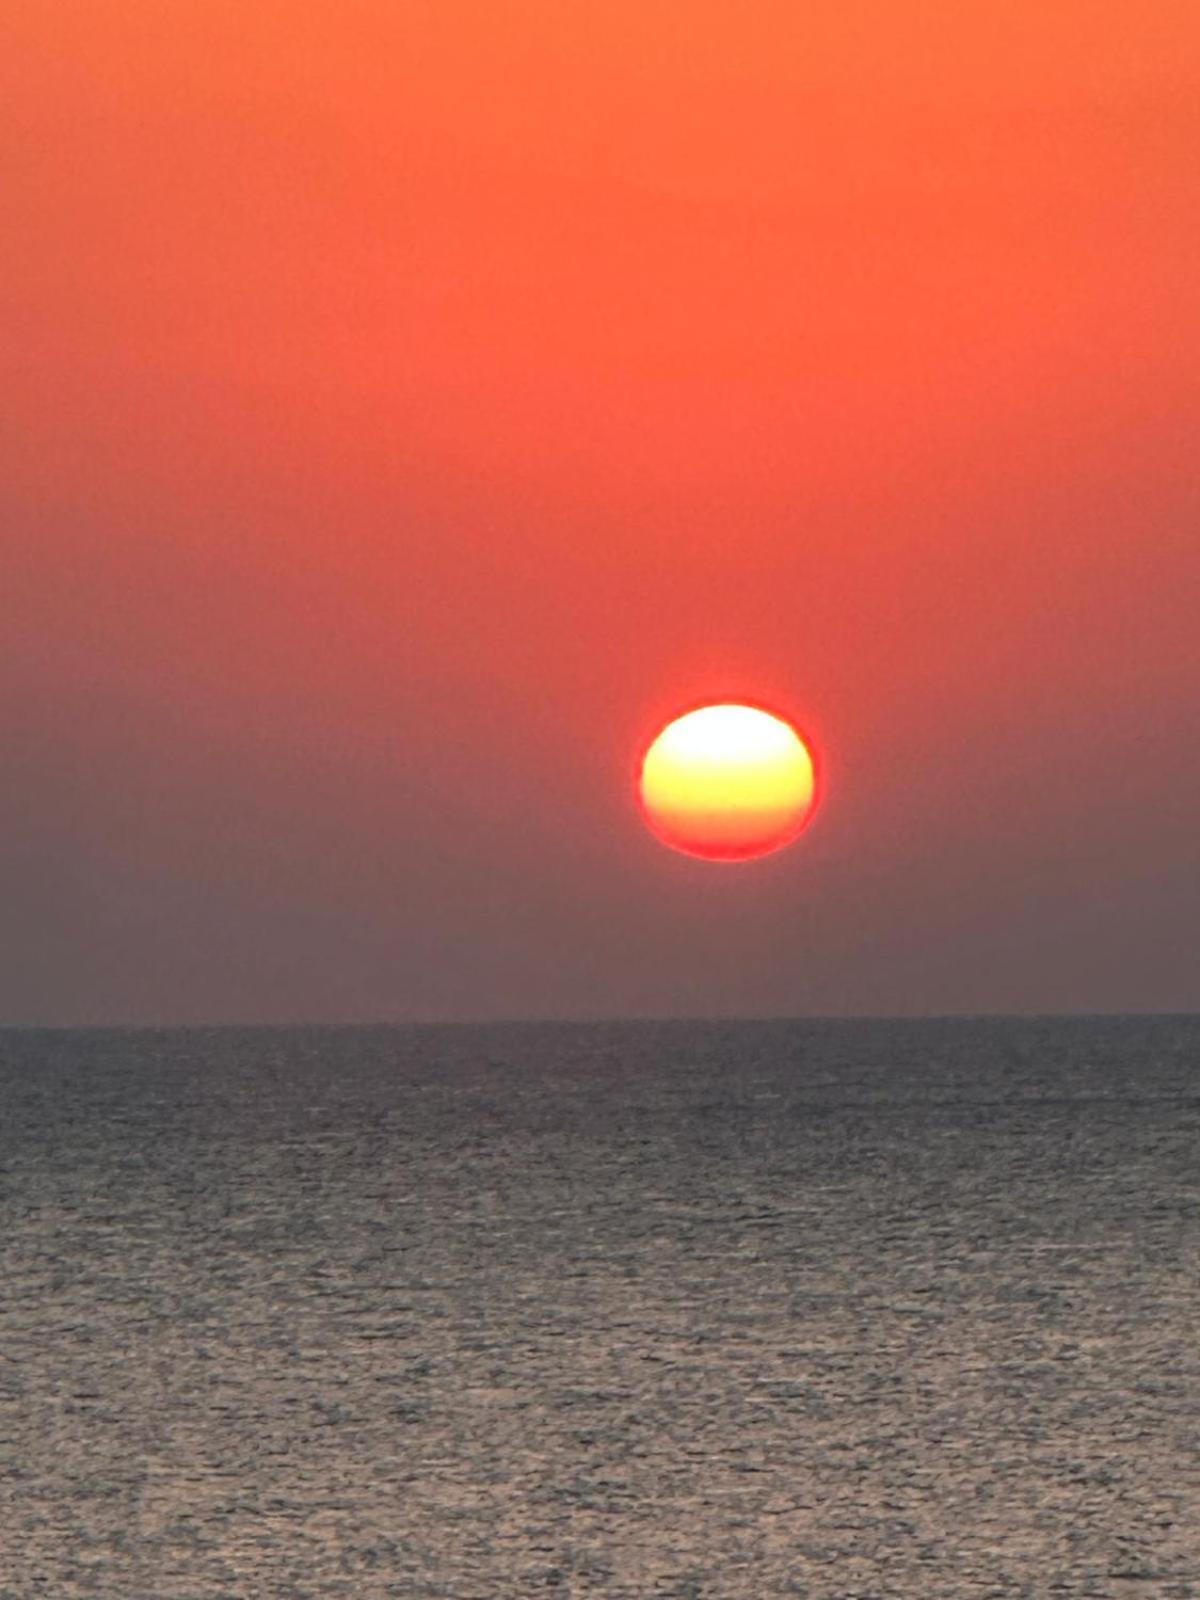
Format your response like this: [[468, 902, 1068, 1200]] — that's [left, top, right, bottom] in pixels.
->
[[637, 703, 819, 862]]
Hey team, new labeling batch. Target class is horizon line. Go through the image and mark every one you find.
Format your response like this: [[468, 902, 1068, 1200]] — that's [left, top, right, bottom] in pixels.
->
[[2, 1008, 1197, 1032]]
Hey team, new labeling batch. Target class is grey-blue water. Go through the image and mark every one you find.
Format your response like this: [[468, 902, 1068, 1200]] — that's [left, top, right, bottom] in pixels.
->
[[2, 1017, 1198, 1597]]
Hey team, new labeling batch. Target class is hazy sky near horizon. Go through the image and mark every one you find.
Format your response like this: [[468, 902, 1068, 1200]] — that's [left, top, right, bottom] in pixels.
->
[[3, 1, 1198, 1023]]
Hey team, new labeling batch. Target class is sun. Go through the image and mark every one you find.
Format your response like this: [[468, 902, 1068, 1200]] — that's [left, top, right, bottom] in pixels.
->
[[637, 703, 818, 862]]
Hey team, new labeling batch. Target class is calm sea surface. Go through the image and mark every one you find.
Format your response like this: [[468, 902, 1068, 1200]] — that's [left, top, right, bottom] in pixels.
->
[[2, 1017, 1198, 1598]]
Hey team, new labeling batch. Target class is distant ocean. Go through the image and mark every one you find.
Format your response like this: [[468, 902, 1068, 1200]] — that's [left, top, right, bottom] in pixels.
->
[[3, 1017, 1197, 1597]]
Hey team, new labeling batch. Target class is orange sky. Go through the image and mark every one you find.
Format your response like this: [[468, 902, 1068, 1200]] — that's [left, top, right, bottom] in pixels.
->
[[3, 2, 1198, 1020]]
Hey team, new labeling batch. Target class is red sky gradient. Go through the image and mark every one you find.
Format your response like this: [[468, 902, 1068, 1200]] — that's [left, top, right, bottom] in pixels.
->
[[3, 2, 1198, 1021]]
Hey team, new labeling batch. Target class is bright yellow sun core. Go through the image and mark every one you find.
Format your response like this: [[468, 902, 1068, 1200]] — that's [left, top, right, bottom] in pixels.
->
[[637, 703, 818, 861]]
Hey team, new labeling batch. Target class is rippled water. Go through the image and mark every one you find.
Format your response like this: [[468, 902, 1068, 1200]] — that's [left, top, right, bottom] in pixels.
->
[[2, 1017, 1198, 1597]]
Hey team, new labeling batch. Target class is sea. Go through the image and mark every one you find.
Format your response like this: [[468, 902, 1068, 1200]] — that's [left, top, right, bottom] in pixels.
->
[[2, 1016, 1198, 1598]]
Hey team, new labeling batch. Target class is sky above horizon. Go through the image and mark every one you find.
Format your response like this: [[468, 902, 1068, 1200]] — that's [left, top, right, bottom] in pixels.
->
[[3, 1, 1198, 1023]]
